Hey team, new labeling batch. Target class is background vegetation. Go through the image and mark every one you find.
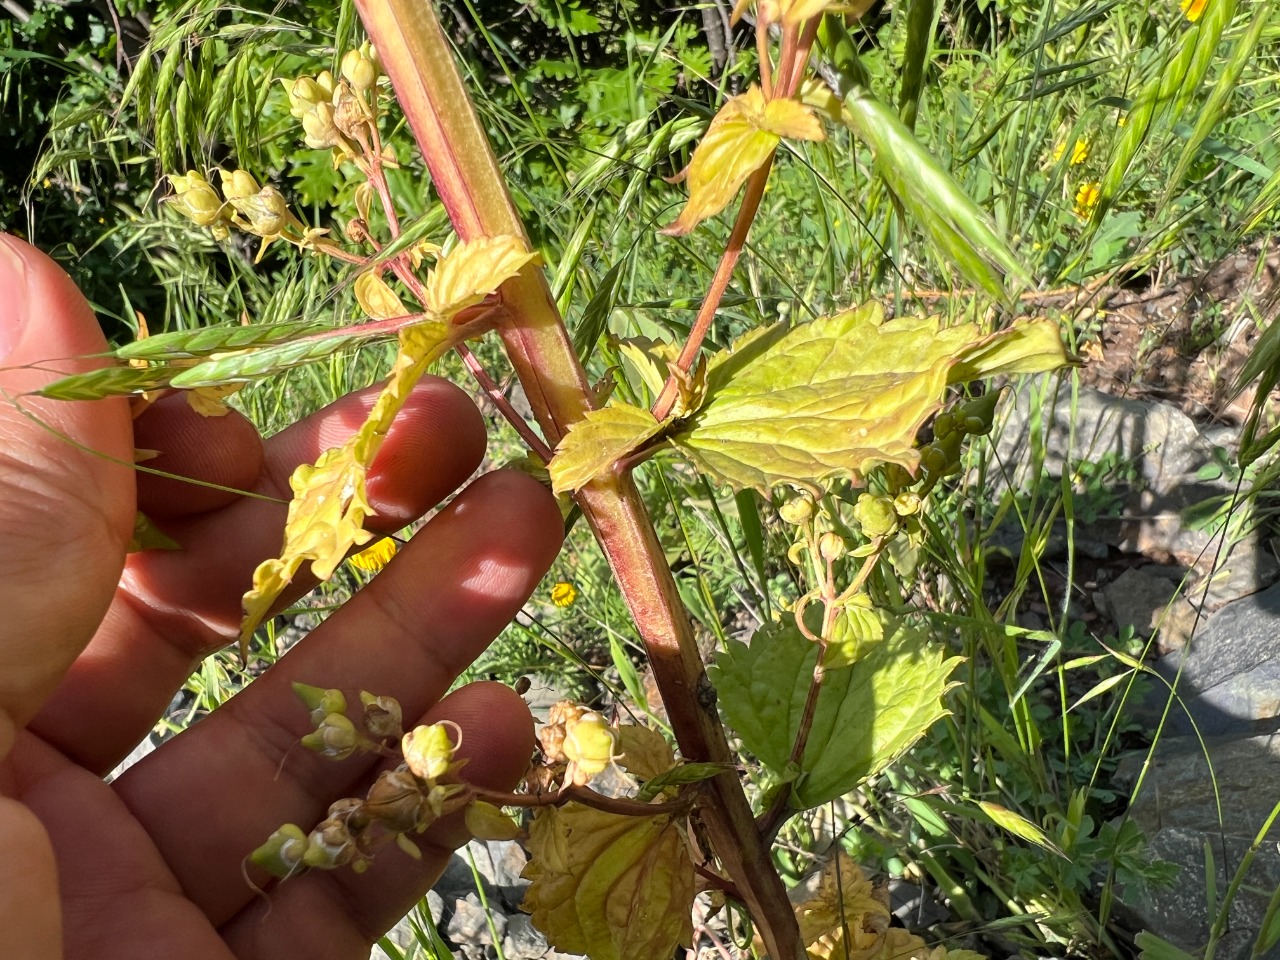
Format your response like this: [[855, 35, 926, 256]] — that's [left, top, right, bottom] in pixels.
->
[[4, 0, 1280, 955]]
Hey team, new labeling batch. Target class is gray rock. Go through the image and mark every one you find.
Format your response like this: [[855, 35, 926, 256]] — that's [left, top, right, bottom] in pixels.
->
[[1102, 568, 1201, 651], [501, 913, 550, 960], [1153, 581, 1280, 736], [1115, 734, 1280, 960], [446, 892, 508, 960], [997, 380, 1218, 498]]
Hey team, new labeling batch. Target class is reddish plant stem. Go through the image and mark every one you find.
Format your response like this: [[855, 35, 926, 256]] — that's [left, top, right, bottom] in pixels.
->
[[357, 3, 804, 957], [455, 343, 554, 462], [472, 783, 695, 819], [757, 22, 774, 96], [651, 158, 773, 421]]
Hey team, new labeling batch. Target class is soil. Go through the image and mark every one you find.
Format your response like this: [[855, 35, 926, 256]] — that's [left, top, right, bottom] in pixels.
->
[[1075, 237, 1280, 425]]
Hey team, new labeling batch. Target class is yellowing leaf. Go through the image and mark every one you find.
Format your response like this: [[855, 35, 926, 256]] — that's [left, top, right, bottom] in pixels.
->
[[549, 402, 669, 494], [614, 725, 676, 783], [790, 857, 890, 960], [950, 317, 1077, 383], [663, 86, 824, 236], [424, 235, 538, 320], [669, 304, 1069, 493], [354, 271, 409, 319], [239, 320, 455, 650], [186, 382, 242, 417], [522, 803, 694, 960]]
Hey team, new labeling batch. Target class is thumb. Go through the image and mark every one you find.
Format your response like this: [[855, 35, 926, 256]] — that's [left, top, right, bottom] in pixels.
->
[[0, 235, 135, 759]]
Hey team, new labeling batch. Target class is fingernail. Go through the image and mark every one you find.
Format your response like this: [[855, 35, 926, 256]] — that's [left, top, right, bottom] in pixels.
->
[[0, 235, 31, 363]]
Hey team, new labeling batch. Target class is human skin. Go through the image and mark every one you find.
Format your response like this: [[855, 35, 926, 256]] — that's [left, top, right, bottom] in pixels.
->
[[0, 233, 562, 959]]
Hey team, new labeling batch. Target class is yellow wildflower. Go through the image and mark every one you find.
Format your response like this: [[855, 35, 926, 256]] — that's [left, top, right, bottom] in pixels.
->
[[550, 581, 577, 607], [1073, 181, 1101, 221], [1052, 138, 1090, 165], [1180, 0, 1206, 21], [349, 536, 398, 572]]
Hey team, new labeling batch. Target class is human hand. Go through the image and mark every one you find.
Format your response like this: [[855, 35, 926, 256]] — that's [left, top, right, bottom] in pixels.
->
[[0, 234, 562, 959]]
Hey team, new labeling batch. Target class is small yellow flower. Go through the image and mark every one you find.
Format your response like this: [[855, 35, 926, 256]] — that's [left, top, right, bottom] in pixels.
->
[[550, 581, 577, 607], [1073, 181, 1101, 221], [349, 537, 398, 572], [1180, 0, 1206, 22], [1052, 138, 1090, 165]]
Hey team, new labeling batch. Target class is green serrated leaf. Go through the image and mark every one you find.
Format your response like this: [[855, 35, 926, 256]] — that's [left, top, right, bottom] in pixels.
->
[[549, 402, 670, 494], [670, 304, 1067, 492], [708, 612, 960, 808]]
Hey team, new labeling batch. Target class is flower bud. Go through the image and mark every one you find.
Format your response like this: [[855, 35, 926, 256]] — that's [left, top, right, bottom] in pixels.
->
[[333, 88, 368, 140], [293, 682, 347, 725], [817, 531, 846, 561], [250, 823, 310, 877], [853, 494, 898, 540], [228, 185, 291, 238], [932, 411, 956, 439], [341, 46, 378, 94], [779, 496, 815, 525], [360, 691, 403, 741], [301, 712, 362, 760], [303, 817, 358, 869], [219, 168, 259, 201], [893, 492, 922, 517], [563, 711, 616, 783], [302, 100, 342, 150], [287, 76, 329, 118], [956, 389, 1002, 437], [402, 722, 456, 782], [167, 171, 223, 227]]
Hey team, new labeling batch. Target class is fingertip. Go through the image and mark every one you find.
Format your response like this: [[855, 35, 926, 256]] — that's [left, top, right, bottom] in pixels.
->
[[133, 393, 265, 518], [416, 681, 536, 851], [0, 234, 108, 365], [442, 680, 537, 788], [365, 377, 487, 518]]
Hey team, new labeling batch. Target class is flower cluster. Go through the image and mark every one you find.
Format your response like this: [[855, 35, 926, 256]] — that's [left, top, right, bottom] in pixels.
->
[[250, 684, 519, 878], [537, 700, 619, 787], [166, 168, 327, 262], [285, 43, 382, 166]]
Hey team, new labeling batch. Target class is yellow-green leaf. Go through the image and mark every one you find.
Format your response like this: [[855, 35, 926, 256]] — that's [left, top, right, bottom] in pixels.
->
[[949, 318, 1076, 383], [424, 235, 537, 320], [662, 86, 824, 236], [549, 402, 669, 494], [614, 725, 676, 782], [354, 271, 409, 320], [708, 610, 960, 808], [669, 304, 1068, 492], [523, 803, 694, 960]]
